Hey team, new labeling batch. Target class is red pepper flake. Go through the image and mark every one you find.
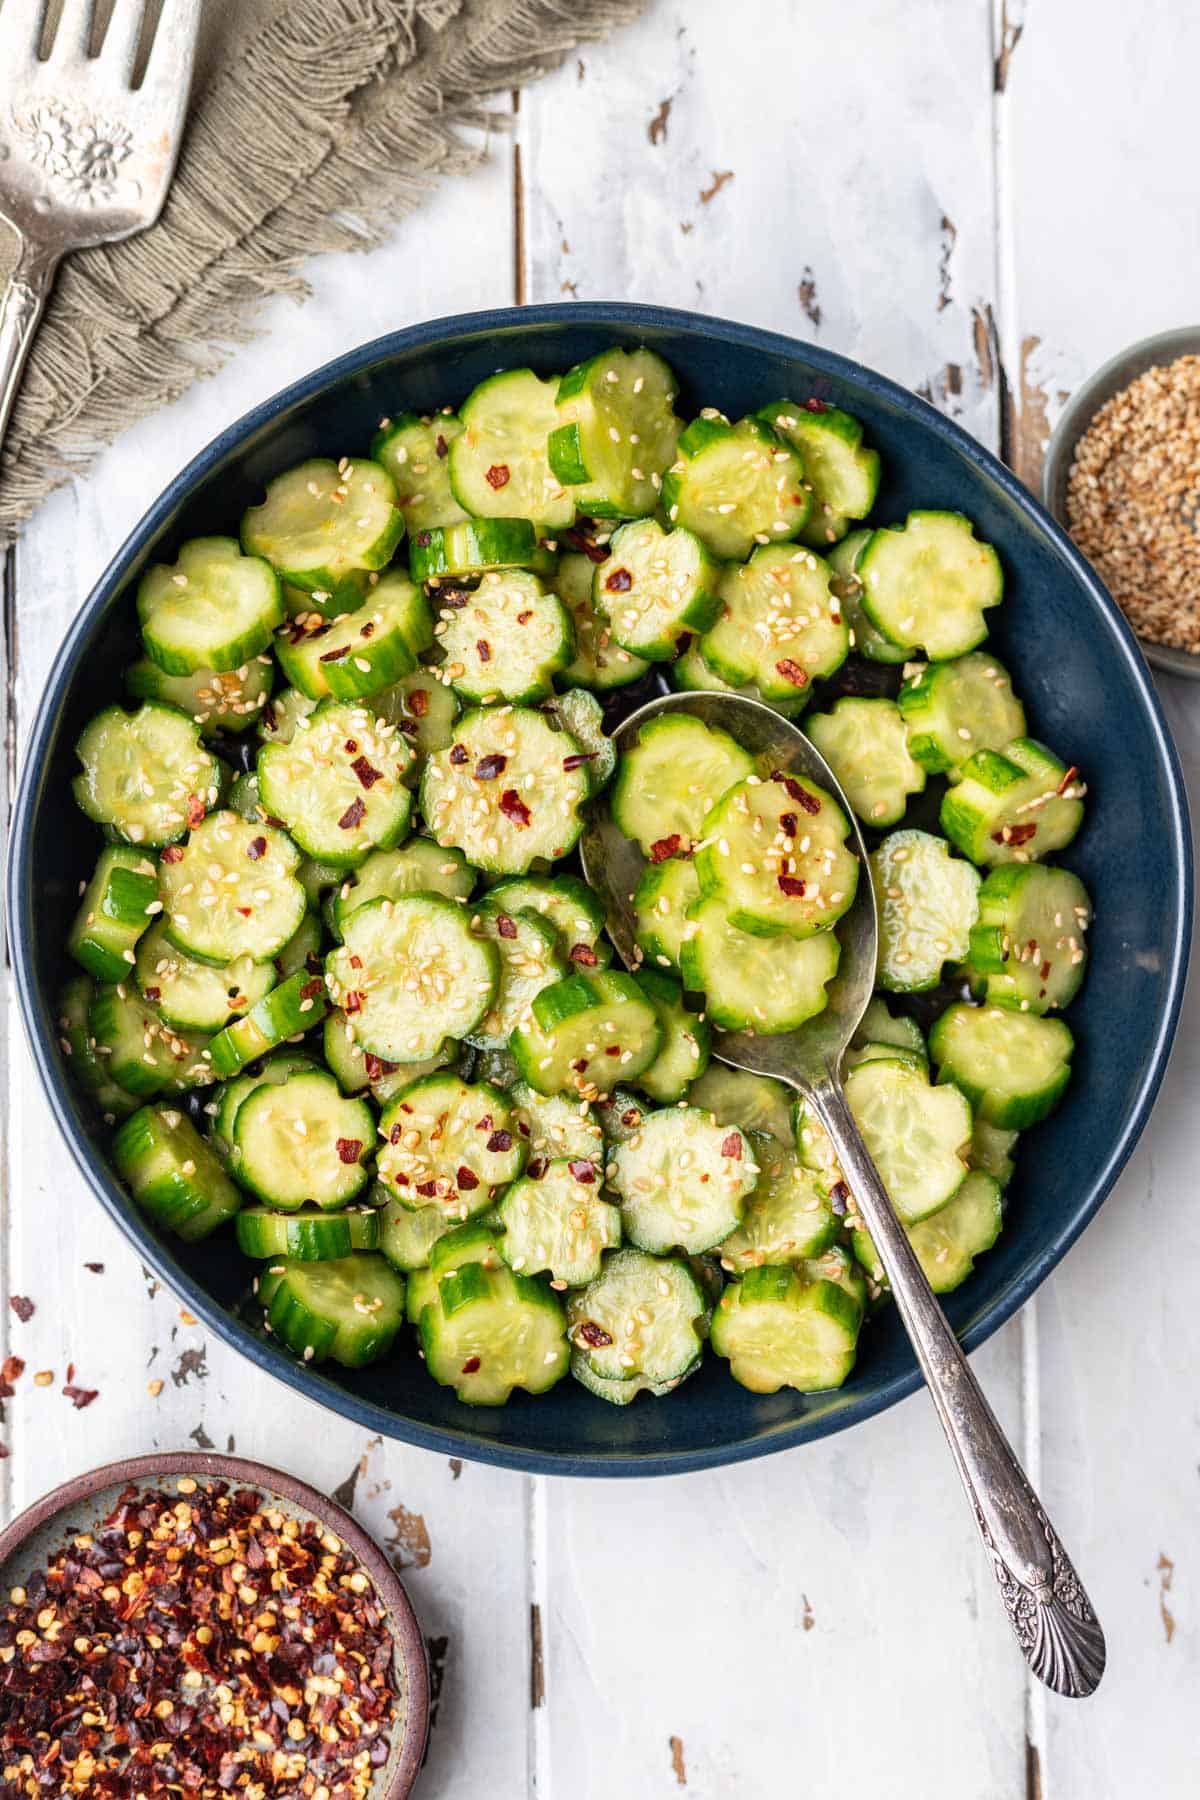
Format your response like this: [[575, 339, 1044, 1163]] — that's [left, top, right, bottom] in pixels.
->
[[476, 1114, 494, 1132], [495, 913, 518, 939], [235, 905, 253, 918], [350, 754, 383, 789], [343, 738, 359, 753], [338, 797, 367, 830], [650, 833, 683, 863], [563, 751, 597, 771], [568, 1158, 597, 1184], [779, 811, 798, 836], [299, 976, 324, 1002], [485, 463, 511, 490], [416, 1180, 439, 1198], [994, 821, 1037, 846], [1056, 764, 1080, 796], [409, 687, 430, 717], [161, 843, 185, 864], [436, 434, 449, 457], [449, 743, 469, 765], [416, 529, 432, 547], [246, 835, 268, 860], [84, 1262, 105, 1273], [320, 643, 351, 662], [829, 1179, 851, 1215], [804, 396, 828, 412], [499, 789, 532, 827], [389, 1122, 404, 1145], [621, 1106, 642, 1128], [349, 954, 364, 969], [721, 1133, 743, 1159], [344, 990, 365, 1014], [185, 793, 207, 828], [605, 566, 633, 593], [62, 1382, 99, 1409], [456, 1166, 480, 1191], [475, 753, 508, 781], [527, 1157, 548, 1180], [8, 1295, 34, 1322], [570, 1057, 589, 1073], [486, 1129, 513, 1153], [778, 874, 807, 897], [262, 699, 277, 731], [360, 620, 376, 639], [440, 586, 470, 608], [476, 639, 492, 663], [1040, 959, 1052, 980], [569, 942, 599, 966], [605, 1045, 621, 1057], [577, 1319, 614, 1348], [772, 771, 820, 813], [517, 609, 533, 625], [462, 1355, 482, 1373], [775, 658, 810, 689], [562, 520, 611, 563], [143, 984, 161, 1001], [336, 1138, 364, 1165], [365, 1053, 397, 1080]]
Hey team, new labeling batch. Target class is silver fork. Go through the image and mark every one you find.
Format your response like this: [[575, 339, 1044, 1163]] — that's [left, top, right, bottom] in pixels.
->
[[0, 0, 200, 455]]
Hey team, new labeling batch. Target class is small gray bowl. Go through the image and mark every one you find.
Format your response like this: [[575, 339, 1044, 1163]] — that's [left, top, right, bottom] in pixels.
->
[[1042, 323, 1200, 679]]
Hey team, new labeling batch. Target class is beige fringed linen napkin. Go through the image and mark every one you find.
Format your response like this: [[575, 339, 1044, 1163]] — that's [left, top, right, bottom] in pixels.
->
[[0, 0, 647, 541]]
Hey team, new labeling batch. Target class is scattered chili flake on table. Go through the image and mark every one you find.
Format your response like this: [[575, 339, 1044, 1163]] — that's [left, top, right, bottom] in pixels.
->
[[7, 1298, 34, 1324], [0, 1477, 398, 1798]]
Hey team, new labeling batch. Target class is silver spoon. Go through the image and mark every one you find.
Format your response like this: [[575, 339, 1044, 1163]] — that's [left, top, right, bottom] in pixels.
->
[[580, 689, 1106, 1699]]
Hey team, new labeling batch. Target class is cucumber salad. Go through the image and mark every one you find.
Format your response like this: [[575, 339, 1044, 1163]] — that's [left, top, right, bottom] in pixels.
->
[[58, 346, 1091, 1406]]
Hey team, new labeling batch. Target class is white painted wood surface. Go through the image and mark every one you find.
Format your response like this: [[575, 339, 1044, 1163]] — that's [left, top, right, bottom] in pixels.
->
[[2, 2, 1196, 1791]]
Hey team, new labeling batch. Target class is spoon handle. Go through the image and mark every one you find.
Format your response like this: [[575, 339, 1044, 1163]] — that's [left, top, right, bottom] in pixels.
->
[[808, 1075, 1106, 1698]]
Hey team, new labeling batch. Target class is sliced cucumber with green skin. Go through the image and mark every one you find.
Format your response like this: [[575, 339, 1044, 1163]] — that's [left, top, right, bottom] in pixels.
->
[[680, 893, 840, 1033], [940, 738, 1086, 867], [542, 688, 616, 794], [806, 698, 926, 828], [136, 919, 277, 1033], [595, 1087, 650, 1147], [633, 970, 711, 1103], [236, 1203, 380, 1259], [844, 1057, 972, 1224], [566, 1248, 709, 1389], [377, 1192, 458, 1271], [510, 1082, 605, 1165], [334, 840, 474, 934], [858, 511, 1003, 658], [592, 518, 719, 660], [716, 1138, 836, 1272], [695, 771, 858, 939], [114, 1103, 243, 1241], [409, 517, 537, 583], [208, 1050, 317, 1163], [610, 1106, 757, 1254], [663, 414, 810, 560], [324, 1008, 376, 1093], [283, 571, 371, 623], [611, 713, 754, 857], [827, 528, 907, 665], [930, 1003, 1073, 1129], [326, 894, 496, 1064], [56, 975, 139, 1121], [794, 1100, 845, 1189], [370, 1042, 461, 1106], [371, 410, 469, 534], [449, 369, 574, 530], [258, 685, 319, 745], [485, 876, 611, 973], [701, 544, 850, 702], [405, 1265, 439, 1324], [553, 551, 651, 691], [90, 984, 212, 1096], [275, 572, 432, 702], [258, 1252, 406, 1368], [633, 856, 701, 971], [669, 637, 809, 717], [898, 652, 1027, 777], [437, 569, 572, 703], [160, 810, 306, 966], [258, 701, 414, 868], [549, 346, 680, 518], [844, 1039, 927, 1075], [688, 1065, 794, 1146], [429, 1222, 507, 1278], [510, 969, 662, 1099], [127, 654, 274, 736], [711, 1265, 861, 1394], [275, 909, 323, 979], [757, 399, 881, 535], [969, 1118, 1019, 1189], [137, 537, 284, 676], [370, 668, 459, 767], [498, 1157, 621, 1286], [68, 846, 159, 982], [851, 997, 926, 1059], [419, 1261, 569, 1405], [872, 829, 981, 993], [241, 458, 404, 595], [469, 902, 565, 1049], [851, 1170, 1003, 1296], [73, 703, 222, 849], [422, 705, 591, 876], [208, 971, 329, 1079], [233, 1068, 372, 1210], [570, 1358, 688, 1405], [377, 1073, 524, 1218], [964, 864, 1091, 1014]]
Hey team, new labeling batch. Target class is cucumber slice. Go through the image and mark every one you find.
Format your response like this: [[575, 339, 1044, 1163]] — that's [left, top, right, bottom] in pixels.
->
[[208, 1049, 317, 1163], [498, 1158, 621, 1286], [127, 654, 274, 737], [275, 909, 323, 979], [669, 637, 810, 717], [371, 410, 469, 534], [160, 810, 306, 965], [844, 1058, 972, 1223], [137, 537, 284, 676], [570, 1359, 686, 1405], [633, 856, 701, 971], [135, 919, 276, 1032], [233, 1068, 372, 1209], [258, 1252, 406, 1368], [550, 346, 680, 518], [241, 458, 404, 594], [930, 1002, 1073, 1129], [827, 528, 907, 665], [258, 685, 319, 746], [541, 688, 616, 795], [757, 399, 881, 529], [700, 544, 850, 702], [964, 864, 1091, 1014], [73, 703, 221, 849], [663, 414, 809, 560], [258, 701, 415, 867], [334, 840, 474, 934], [844, 1039, 927, 1075], [323, 1008, 375, 1093], [611, 713, 754, 857], [510, 969, 662, 1099], [480, 875, 610, 973], [940, 739, 1087, 867], [609, 1106, 757, 1254], [377, 1192, 457, 1271], [114, 1103, 242, 1241], [687, 1065, 794, 1146], [592, 518, 719, 660], [90, 984, 213, 1096], [806, 698, 926, 827], [372, 668, 460, 766], [794, 1101, 845, 1189], [377, 1073, 524, 1218], [236, 1203, 380, 1259], [711, 1265, 861, 1394], [469, 902, 565, 1049], [680, 894, 840, 1033], [326, 895, 497, 1064], [207, 972, 329, 1079], [633, 970, 711, 1103], [851, 997, 927, 1059], [510, 1082, 606, 1166], [275, 572, 432, 702], [969, 1118, 1020, 1189], [695, 771, 858, 939], [422, 705, 591, 876], [449, 369, 574, 530], [858, 511, 1003, 658], [56, 975, 139, 1121], [437, 569, 572, 703], [898, 652, 1027, 777], [283, 571, 371, 624], [409, 518, 537, 583], [553, 551, 651, 691], [370, 1042, 461, 1106], [419, 1261, 569, 1404], [851, 1169, 1003, 1296], [68, 845, 159, 982], [716, 1138, 837, 1271], [566, 1248, 709, 1389], [872, 829, 981, 993], [429, 1221, 507, 1278]]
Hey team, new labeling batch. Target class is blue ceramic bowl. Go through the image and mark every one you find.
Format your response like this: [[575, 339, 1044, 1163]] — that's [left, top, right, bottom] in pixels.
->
[[7, 303, 1192, 1476]]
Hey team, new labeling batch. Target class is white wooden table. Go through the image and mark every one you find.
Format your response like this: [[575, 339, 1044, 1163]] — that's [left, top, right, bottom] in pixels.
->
[[2, 3, 1198, 1791]]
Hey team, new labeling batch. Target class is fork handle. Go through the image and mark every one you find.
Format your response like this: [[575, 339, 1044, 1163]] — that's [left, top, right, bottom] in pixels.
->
[[806, 1073, 1106, 1698], [0, 238, 57, 459]]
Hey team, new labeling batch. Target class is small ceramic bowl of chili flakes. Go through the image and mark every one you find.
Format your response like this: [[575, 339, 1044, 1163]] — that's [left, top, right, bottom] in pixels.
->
[[0, 1451, 429, 1798]]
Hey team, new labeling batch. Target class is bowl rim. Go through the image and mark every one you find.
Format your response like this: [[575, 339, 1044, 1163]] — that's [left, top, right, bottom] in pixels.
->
[[6, 300, 1193, 1476], [0, 1449, 430, 1793]]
